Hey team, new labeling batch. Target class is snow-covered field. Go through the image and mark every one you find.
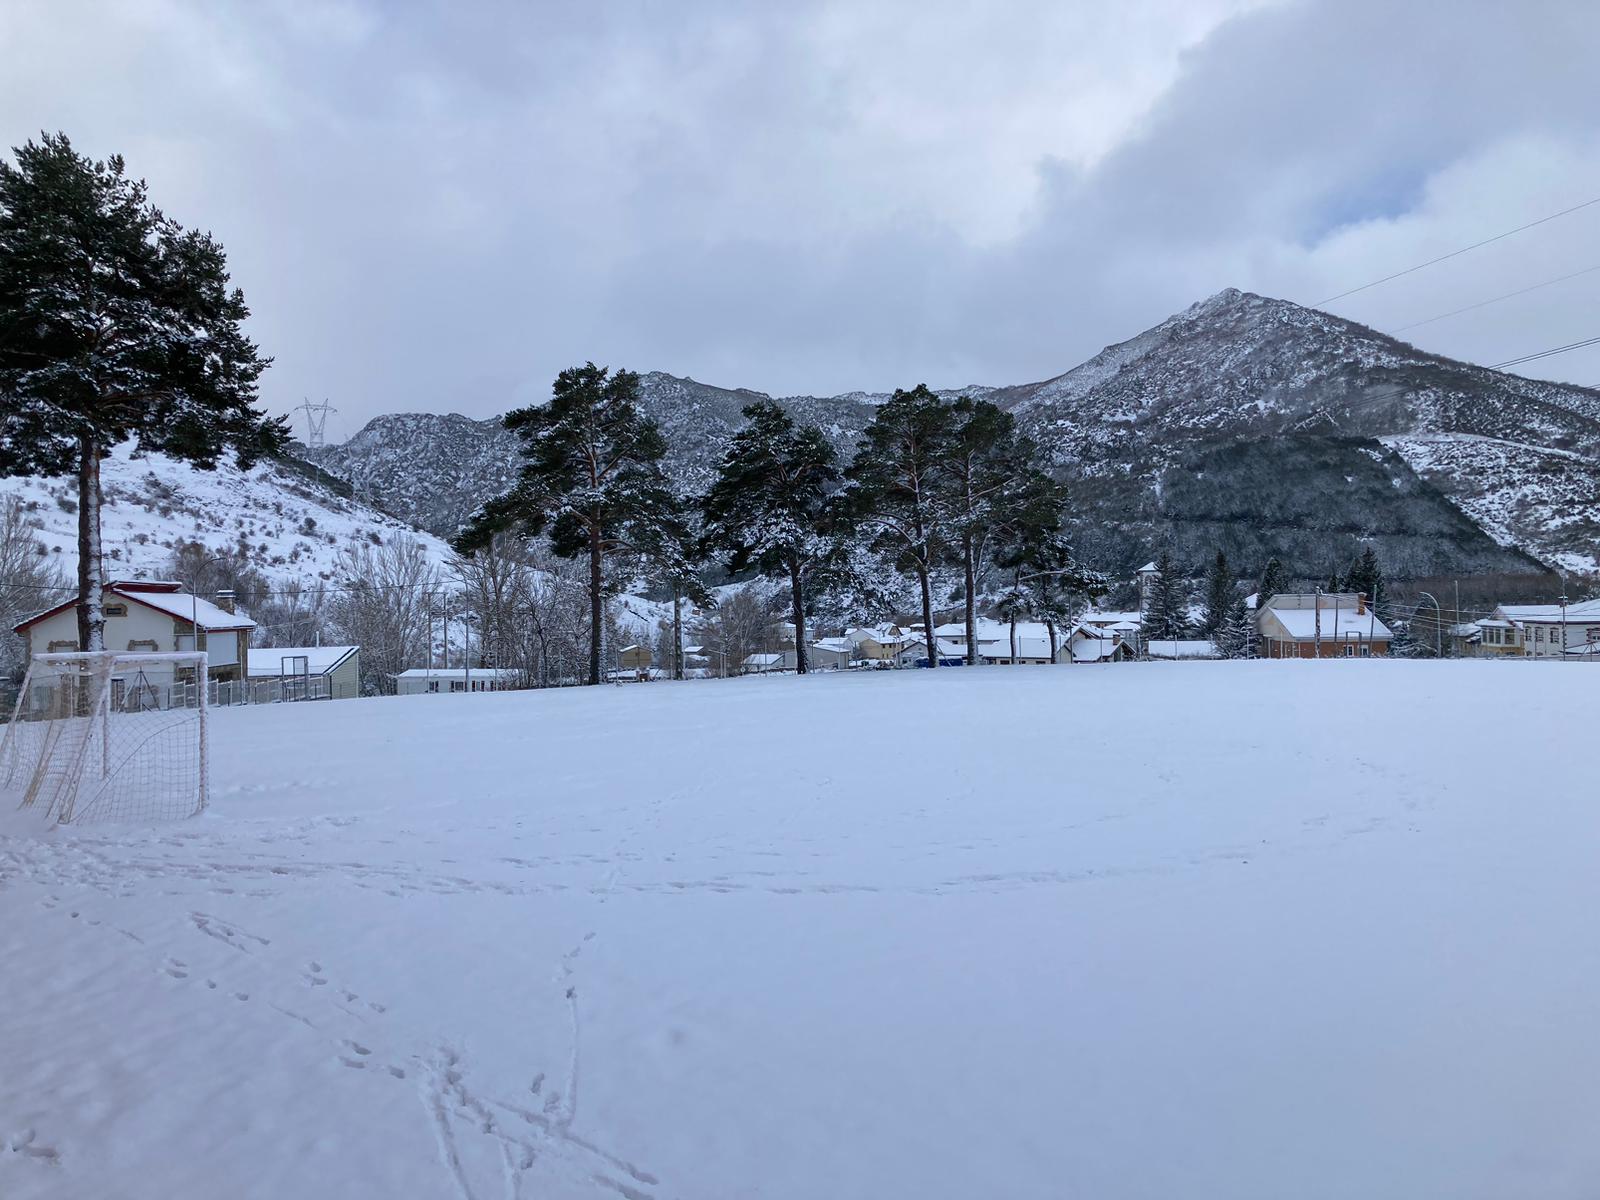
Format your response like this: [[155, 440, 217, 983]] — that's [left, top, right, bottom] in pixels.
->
[[3, 663, 1599, 1199]]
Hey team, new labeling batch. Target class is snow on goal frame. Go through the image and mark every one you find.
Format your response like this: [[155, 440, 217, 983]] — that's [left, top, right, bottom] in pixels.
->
[[0, 651, 209, 824]]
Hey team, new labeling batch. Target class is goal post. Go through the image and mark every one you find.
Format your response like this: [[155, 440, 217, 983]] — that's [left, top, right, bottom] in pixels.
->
[[0, 651, 209, 824]]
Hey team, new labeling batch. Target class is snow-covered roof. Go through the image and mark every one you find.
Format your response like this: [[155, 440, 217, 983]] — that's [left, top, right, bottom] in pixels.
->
[[976, 637, 1054, 660], [1081, 610, 1142, 628], [114, 586, 257, 631], [1137, 561, 1157, 573], [1496, 600, 1600, 623], [811, 638, 852, 653], [246, 646, 358, 678], [743, 653, 785, 667], [12, 582, 257, 634], [1264, 609, 1392, 640], [1072, 642, 1120, 662], [1145, 639, 1217, 659]]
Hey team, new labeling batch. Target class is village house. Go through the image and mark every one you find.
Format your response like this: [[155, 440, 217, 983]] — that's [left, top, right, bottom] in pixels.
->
[[395, 667, 520, 695], [1064, 623, 1134, 663], [847, 624, 912, 663], [12, 580, 255, 683], [1486, 600, 1600, 659], [808, 638, 853, 669], [1255, 593, 1391, 658], [617, 644, 652, 671]]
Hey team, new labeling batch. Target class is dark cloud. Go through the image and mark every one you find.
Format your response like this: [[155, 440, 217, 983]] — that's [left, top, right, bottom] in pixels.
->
[[4, 0, 1598, 438]]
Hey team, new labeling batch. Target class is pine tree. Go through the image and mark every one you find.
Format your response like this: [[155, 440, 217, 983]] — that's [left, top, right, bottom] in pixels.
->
[[1344, 546, 1383, 604], [454, 363, 676, 686], [843, 384, 953, 668], [990, 447, 1101, 662], [1142, 549, 1190, 642], [632, 489, 713, 681], [1202, 549, 1234, 636], [1215, 595, 1254, 658], [1255, 556, 1289, 608], [940, 397, 1015, 664], [701, 400, 838, 674], [0, 133, 285, 650]]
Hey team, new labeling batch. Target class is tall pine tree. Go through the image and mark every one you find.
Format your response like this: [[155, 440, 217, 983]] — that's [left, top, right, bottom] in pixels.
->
[[1255, 556, 1289, 608], [455, 363, 676, 686], [1201, 549, 1235, 636], [940, 397, 1015, 664], [0, 133, 285, 650], [1344, 546, 1383, 604], [843, 385, 952, 667], [1142, 548, 1190, 642], [701, 400, 838, 674], [633, 489, 713, 681], [1216, 595, 1255, 658]]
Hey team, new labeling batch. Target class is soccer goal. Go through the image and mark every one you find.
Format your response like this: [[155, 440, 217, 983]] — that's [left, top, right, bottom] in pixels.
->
[[0, 651, 209, 824]]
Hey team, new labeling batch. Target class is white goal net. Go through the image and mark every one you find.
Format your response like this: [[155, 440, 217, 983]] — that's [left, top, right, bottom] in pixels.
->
[[0, 651, 209, 824]]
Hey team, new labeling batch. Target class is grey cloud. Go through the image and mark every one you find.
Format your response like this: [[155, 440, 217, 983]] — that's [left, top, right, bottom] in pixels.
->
[[4, 0, 1599, 436]]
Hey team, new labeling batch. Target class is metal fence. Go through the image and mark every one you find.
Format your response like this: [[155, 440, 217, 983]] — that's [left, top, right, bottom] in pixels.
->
[[208, 674, 332, 707]]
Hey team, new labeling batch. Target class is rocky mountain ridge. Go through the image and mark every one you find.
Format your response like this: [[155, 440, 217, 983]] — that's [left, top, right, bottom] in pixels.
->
[[305, 290, 1600, 581]]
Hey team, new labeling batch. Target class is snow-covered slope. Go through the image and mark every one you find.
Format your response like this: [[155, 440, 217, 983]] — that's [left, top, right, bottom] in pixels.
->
[[1385, 434, 1600, 576], [4, 663, 1599, 1198], [0, 444, 454, 585]]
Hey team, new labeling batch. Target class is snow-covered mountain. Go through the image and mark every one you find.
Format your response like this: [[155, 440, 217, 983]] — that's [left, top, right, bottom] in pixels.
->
[[307, 290, 1600, 581], [21, 291, 1590, 590], [0, 444, 455, 586]]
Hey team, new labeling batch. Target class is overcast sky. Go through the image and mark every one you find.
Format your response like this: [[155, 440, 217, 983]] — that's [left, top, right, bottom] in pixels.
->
[[5, 0, 1600, 439]]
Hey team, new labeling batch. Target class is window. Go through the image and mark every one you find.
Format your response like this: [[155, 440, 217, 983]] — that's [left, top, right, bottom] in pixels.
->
[[1359, 645, 1372, 657], [1342, 644, 1355, 657], [104, 603, 127, 617], [450, 681, 466, 693], [426, 681, 439, 693]]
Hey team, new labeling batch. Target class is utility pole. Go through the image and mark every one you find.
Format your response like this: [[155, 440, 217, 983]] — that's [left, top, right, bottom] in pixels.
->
[[1453, 580, 1461, 659], [294, 398, 339, 449]]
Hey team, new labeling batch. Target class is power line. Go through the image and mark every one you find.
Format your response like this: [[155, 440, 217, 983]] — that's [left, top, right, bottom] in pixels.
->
[[1387, 263, 1600, 334], [1315, 194, 1600, 307], [1489, 334, 1600, 371]]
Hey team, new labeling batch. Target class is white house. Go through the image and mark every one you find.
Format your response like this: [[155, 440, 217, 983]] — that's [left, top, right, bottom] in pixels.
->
[[395, 667, 520, 695], [13, 580, 255, 683], [1064, 623, 1133, 663], [808, 638, 853, 669], [741, 652, 787, 674], [895, 637, 966, 667], [246, 645, 362, 700], [1489, 600, 1600, 659]]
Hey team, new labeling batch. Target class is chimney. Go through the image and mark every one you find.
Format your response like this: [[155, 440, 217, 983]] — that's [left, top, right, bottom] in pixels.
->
[[215, 588, 236, 614], [1356, 591, 1367, 616]]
